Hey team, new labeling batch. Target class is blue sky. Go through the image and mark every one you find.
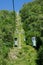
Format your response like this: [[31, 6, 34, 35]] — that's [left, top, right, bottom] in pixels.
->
[[0, 0, 32, 12]]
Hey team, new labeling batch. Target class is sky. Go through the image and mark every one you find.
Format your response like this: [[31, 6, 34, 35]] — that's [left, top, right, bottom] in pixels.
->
[[0, 0, 32, 12]]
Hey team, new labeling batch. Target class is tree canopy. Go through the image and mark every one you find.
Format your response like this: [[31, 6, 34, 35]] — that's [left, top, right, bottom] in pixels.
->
[[20, 0, 43, 45], [0, 10, 16, 65]]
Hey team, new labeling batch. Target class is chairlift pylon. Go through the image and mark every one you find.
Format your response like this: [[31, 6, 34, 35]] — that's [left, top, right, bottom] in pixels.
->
[[12, 0, 15, 11]]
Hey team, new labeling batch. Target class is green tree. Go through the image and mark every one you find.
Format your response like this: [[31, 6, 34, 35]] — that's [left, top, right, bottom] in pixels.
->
[[20, 0, 43, 45], [0, 10, 16, 65]]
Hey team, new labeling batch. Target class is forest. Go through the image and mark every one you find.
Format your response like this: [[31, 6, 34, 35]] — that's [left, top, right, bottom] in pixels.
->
[[0, 0, 43, 65]]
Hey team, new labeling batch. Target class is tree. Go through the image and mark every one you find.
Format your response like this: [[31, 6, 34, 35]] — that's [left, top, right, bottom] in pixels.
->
[[20, 0, 43, 45], [0, 10, 16, 65]]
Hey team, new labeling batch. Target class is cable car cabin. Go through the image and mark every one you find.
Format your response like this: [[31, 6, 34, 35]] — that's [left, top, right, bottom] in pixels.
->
[[32, 37, 36, 48], [14, 38, 18, 47]]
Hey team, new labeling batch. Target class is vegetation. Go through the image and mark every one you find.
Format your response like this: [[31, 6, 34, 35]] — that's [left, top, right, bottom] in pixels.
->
[[0, 0, 43, 65], [20, 0, 43, 46], [7, 46, 37, 65], [19, 0, 43, 65], [0, 10, 16, 65]]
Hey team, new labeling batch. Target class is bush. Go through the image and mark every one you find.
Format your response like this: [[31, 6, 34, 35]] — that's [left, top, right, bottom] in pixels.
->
[[7, 46, 37, 65]]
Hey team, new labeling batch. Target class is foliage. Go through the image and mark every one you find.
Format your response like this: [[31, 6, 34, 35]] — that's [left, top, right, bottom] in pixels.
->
[[0, 0, 43, 65], [7, 46, 37, 65], [20, 0, 43, 45], [0, 10, 16, 47], [0, 10, 16, 65]]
